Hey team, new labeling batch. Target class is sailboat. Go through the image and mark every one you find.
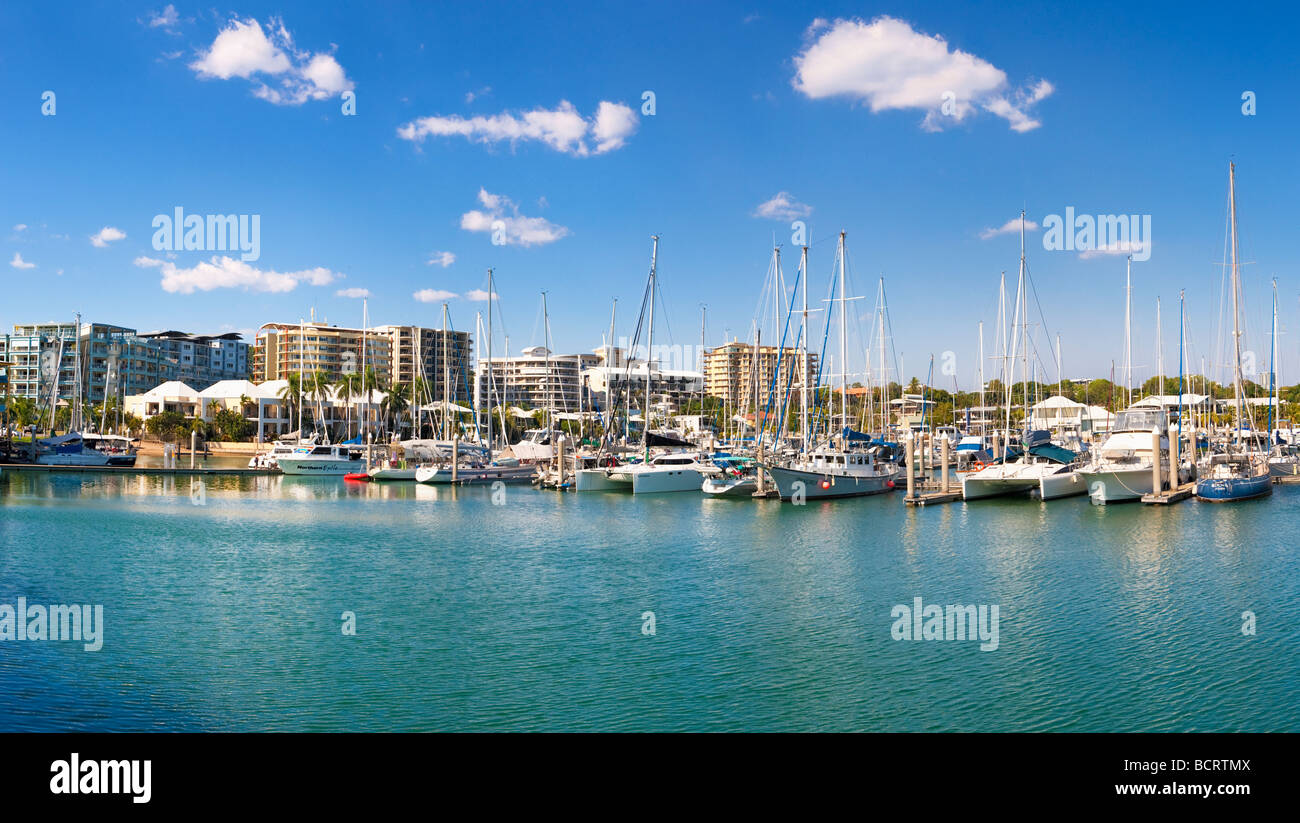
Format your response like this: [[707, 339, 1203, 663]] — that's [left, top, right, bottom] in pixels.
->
[[1195, 162, 1272, 502], [765, 231, 900, 500], [962, 214, 1084, 501]]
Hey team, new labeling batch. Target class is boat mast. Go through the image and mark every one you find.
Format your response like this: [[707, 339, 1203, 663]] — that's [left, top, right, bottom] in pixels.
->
[[645, 236, 658, 461], [978, 321, 985, 434], [442, 301, 450, 442], [878, 279, 887, 437], [486, 268, 494, 459], [1271, 277, 1279, 436], [1229, 162, 1243, 447], [606, 298, 617, 445], [1019, 212, 1029, 430], [1125, 255, 1133, 408], [298, 317, 304, 438], [800, 245, 810, 452], [72, 312, 82, 432], [541, 290, 551, 434], [838, 231, 847, 447]]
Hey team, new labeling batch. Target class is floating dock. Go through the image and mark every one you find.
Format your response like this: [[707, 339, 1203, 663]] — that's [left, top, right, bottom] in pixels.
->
[[1141, 482, 1195, 504], [0, 463, 275, 476]]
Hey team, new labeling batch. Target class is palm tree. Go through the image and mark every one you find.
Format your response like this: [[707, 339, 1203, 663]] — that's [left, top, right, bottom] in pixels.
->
[[306, 370, 333, 437], [334, 373, 361, 437], [381, 383, 410, 436], [277, 372, 303, 431]]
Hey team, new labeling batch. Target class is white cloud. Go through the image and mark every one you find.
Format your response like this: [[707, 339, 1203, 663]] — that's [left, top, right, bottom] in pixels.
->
[[189, 17, 353, 106], [134, 255, 339, 294], [792, 16, 1053, 133], [591, 101, 639, 153], [148, 4, 179, 29], [90, 226, 126, 247], [9, 252, 35, 269], [465, 289, 497, 301], [460, 188, 569, 247], [414, 288, 458, 303], [398, 100, 638, 156], [426, 251, 455, 267], [980, 217, 1040, 239], [13, 223, 28, 232], [754, 192, 812, 221], [336, 287, 370, 298]]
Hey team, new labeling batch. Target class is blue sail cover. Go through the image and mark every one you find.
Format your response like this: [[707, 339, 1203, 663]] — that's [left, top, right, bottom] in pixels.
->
[[1028, 444, 1078, 464], [840, 427, 874, 442]]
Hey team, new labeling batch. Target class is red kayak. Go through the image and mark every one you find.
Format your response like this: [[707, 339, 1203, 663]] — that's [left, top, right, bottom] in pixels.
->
[[343, 472, 371, 482]]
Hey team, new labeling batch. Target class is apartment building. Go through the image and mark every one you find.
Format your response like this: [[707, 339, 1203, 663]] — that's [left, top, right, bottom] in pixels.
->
[[476, 346, 601, 411], [701, 340, 819, 407], [0, 321, 242, 407], [372, 324, 473, 403]]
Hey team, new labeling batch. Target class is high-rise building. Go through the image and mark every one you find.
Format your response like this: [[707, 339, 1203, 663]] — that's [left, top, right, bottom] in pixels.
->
[[372, 324, 473, 403], [251, 322, 393, 384], [251, 322, 474, 404], [702, 341, 819, 407]]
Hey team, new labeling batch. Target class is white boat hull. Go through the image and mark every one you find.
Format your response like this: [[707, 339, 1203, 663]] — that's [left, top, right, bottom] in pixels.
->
[[701, 477, 758, 497], [1038, 471, 1086, 500], [36, 451, 112, 467], [277, 457, 364, 476], [368, 466, 420, 481], [415, 464, 537, 484], [1075, 466, 1160, 503], [631, 468, 708, 494], [574, 468, 626, 492]]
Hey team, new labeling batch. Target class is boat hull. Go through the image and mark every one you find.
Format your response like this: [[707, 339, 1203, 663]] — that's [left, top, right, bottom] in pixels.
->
[[368, 466, 420, 481], [961, 475, 1038, 500], [1075, 466, 1159, 503], [631, 469, 708, 494], [766, 465, 897, 500], [276, 457, 364, 476], [1038, 471, 1086, 500], [36, 451, 111, 467], [701, 477, 758, 497], [415, 465, 537, 484], [1195, 473, 1273, 502], [574, 468, 626, 492]]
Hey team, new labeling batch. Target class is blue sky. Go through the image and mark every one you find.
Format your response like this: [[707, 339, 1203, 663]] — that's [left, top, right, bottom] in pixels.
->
[[2, 1, 1298, 389]]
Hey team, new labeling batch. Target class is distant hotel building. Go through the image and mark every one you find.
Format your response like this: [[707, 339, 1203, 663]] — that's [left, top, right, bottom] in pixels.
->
[[477, 346, 601, 411], [701, 341, 819, 406], [252, 322, 472, 403], [581, 347, 704, 413], [0, 321, 249, 406]]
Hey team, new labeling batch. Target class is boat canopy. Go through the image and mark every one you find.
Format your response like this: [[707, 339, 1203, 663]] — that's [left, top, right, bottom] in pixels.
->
[[840, 427, 874, 442], [1028, 444, 1078, 464]]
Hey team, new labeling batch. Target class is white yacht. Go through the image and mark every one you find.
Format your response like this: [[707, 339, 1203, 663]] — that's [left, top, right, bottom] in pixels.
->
[[961, 432, 1082, 500], [1075, 407, 1187, 503], [276, 443, 365, 476], [601, 452, 719, 494], [413, 462, 536, 484], [35, 433, 112, 467]]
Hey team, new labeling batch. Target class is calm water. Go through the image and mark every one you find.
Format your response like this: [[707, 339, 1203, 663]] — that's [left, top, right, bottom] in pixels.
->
[[1, 468, 1296, 732]]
